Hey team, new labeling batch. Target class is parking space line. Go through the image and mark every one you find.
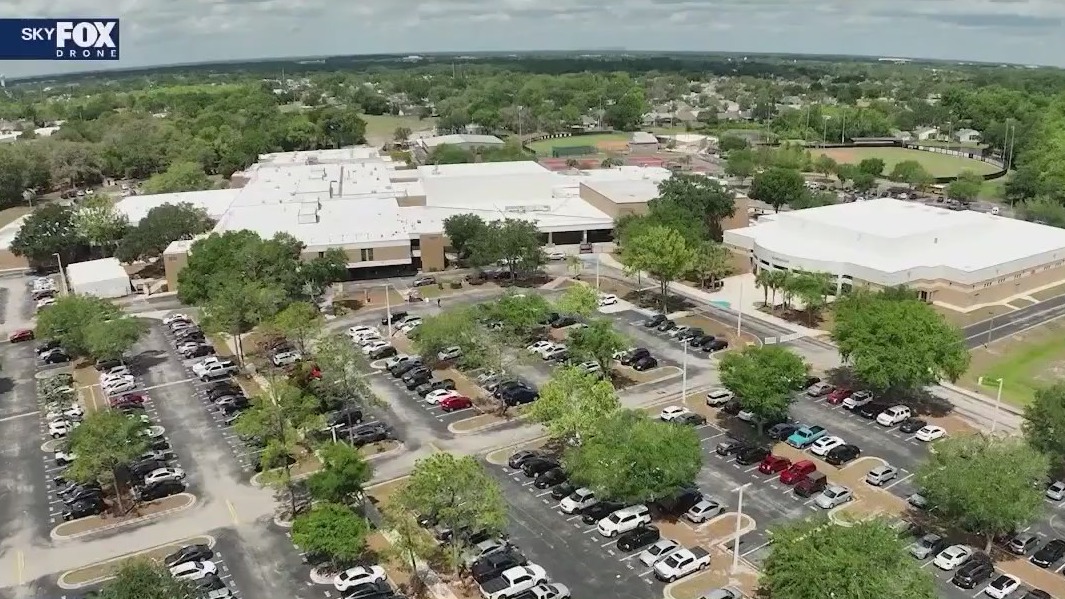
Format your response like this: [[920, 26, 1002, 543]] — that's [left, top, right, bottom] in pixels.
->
[[883, 473, 914, 490], [600, 540, 615, 548], [741, 540, 772, 556]]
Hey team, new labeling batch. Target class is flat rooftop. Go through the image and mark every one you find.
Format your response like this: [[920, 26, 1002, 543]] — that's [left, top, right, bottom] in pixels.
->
[[725, 198, 1065, 281], [115, 189, 239, 224]]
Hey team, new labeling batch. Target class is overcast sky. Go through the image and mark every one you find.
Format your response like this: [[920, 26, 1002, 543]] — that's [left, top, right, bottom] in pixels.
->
[[2, 0, 1062, 78]]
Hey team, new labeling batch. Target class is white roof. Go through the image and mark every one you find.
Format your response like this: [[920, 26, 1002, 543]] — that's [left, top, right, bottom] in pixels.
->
[[724, 198, 1065, 285], [420, 134, 504, 148], [115, 189, 239, 224], [66, 257, 128, 285], [582, 179, 661, 204], [630, 132, 658, 144]]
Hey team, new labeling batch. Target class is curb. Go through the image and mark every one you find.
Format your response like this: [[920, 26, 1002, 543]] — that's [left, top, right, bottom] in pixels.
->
[[273, 514, 294, 529], [366, 474, 411, 490], [56, 534, 216, 589], [484, 436, 550, 466], [447, 416, 513, 436], [364, 442, 407, 462], [51, 493, 198, 541]]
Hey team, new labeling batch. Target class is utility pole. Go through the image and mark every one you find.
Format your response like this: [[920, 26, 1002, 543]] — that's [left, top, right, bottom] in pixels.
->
[[732, 483, 751, 574], [822, 116, 830, 145], [53, 252, 67, 295], [840, 112, 847, 144], [977, 376, 1005, 435]]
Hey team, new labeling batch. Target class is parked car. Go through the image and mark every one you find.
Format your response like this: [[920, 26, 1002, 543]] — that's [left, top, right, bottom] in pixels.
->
[[164, 544, 214, 568], [620, 348, 650, 366], [169, 560, 218, 581], [521, 457, 559, 478], [684, 498, 724, 523], [62, 498, 105, 521], [560, 488, 597, 514], [440, 395, 473, 412], [814, 484, 854, 509], [899, 417, 927, 434], [632, 356, 658, 371], [616, 525, 659, 552], [8, 329, 33, 343], [508, 450, 545, 470], [794, 472, 829, 498], [735, 446, 770, 466], [705, 388, 734, 406], [786, 425, 827, 449], [643, 314, 667, 328], [781, 461, 817, 486], [438, 346, 463, 361], [767, 422, 799, 441], [136, 479, 185, 501], [533, 468, 567, 489], [1031, 539, 1065, 568], [909, 533, 947, 559], [825, 444, 861, 466], [598, 505, 652, 537], [934, 545, 975, 570], [271, 350, 302, 367], [653, 546, 711, 582], [952, 554, 994, 589], [842, 390, 873, 410], [857, 401, 891, 419], [825, 388, 852, 405], [701, 339, 728, 352], [877, 405, 912, 427], [333, 565, 387, 592], [759, 455, 791, 475], [638, 538, 681, 567], [865, 464, 898, 486], [1006, 533, 1040, 555]]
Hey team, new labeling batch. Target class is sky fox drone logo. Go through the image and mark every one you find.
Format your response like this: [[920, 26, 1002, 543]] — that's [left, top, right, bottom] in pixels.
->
[[6, 19, 120, 60]]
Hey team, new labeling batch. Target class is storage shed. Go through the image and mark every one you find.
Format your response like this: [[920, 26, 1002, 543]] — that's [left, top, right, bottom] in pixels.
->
[[66, 258, 132, 299]]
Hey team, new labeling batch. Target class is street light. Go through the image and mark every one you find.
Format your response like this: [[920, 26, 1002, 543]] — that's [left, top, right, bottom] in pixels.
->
[[977, 376, 1004, 434], [681, 339, 688, 401], [53, 252, 67, 295], [732, 482, 752, 574], [822, 116, 830, 144]]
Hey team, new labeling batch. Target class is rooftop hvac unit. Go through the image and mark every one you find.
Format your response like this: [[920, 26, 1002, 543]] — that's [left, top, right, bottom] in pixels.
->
[[297, 200, 320, 224]]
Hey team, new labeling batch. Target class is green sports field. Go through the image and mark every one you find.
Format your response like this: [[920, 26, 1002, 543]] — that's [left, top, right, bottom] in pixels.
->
[[819, 146, 999, 178]]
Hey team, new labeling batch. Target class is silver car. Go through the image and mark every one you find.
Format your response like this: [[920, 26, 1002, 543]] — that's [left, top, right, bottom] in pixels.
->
[[684, 498, 725, 523], [1047, 481, 1065, 501], [865, 464, 898, 486], [638, 538, 680, 567], [700, 587, 743, 599], [814, 484, 853, 509], [909, 533, 945, 559]]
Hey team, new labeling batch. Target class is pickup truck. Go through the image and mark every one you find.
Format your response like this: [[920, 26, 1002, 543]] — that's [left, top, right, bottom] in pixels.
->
[[653, 546, 711, 582], [479, 564, 547, 599], [195, 359, 239, 381]]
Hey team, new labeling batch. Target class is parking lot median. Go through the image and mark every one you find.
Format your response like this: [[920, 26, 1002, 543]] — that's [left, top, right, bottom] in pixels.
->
[[71, 362, 101, 413], [51, 492, 197, 540], [57, 534, 214, 588], [483, 437, 548, 465], [449, 412, 509, 434]]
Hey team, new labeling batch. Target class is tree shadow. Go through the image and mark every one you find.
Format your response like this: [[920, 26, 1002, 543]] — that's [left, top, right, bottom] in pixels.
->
[[822, 366, 952, 417]]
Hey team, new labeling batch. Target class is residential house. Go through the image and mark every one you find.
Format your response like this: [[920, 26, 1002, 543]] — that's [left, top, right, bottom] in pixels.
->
[[954, 128, 981, 144], [915, 127, 940, 141]]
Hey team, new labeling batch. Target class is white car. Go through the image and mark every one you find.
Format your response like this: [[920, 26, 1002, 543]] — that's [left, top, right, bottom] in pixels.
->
[[559, 488, 597, 514], [842, 391, 873, 410], [597, 505, 651, 537], [36, 297, 57, 309], [915, 425, 946, 442], [1047, 481, 1065, 501], [684, 498, 724, 523], [192, 357, 224, 373], [142, 467, 186, 486], [102, 365, 131, 378], [597, 294, 618, 307], [667, 325, 690, 339], [347, 326, 378, 339], [361, 341, 389, 355], [809, 436, 845, 457], [398, 319, 422, 333], [479, 564, 547, 599], [705, 388, 734, 406], [933, 544, 973, 570], [865, 464, 899, 486], [333, 565, 386, 592], [163, 314, 190, 326], [101, 373, 135, 387], [736, 409, 755, 422], [140, 425, 166, 439], [577, 361, 601, 375], [659, 406, 692, 422], [814, 484, 853, 509], [638, 538, 681, 567], [104, 380, 137, 396], [984, 574, 1020, 599], [542, 346, 567, 361], [876, 405, 911, 427], [612, 347, 634, 361], [272, 350, 302, 366], [438, 346, 463, 361], [523, 583, 570, 599], [527, 341, 554, 355], [545, 249, 566, 261], [46, 404, 84, 421], [48, 419, 76, 438], [425, 389, 460, 404], [169, 560, 218, 581]]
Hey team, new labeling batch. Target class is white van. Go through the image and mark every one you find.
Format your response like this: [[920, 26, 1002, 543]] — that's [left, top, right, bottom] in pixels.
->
[[705, 388, 734, 407], [597, 505, 650, 537]]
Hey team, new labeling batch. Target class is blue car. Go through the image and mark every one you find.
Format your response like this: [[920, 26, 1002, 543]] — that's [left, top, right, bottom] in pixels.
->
[[786, 425, 827, 449]]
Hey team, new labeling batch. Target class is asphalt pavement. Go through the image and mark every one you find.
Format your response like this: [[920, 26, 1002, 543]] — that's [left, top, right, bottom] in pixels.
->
[[962, 294, 1065, 348]]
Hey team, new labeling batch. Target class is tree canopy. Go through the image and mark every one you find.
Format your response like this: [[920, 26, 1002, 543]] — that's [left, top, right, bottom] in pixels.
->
[[749, 167, 807, 212], [652, 173, 736, 241], [526, 365, 620, 442], [306, 442, 373, 506], [115, 202, 215, 263], [10, 202, 87, 265], [1023, 382, 1065, 462], [618, 224, 696, 311], [96, 560, 197, 599], [719, 345, 809, 429], [36, 294, 145, 359], [566, 318, 629, 374], [291, 502, 371, 566], [142, 161, 214, 194]]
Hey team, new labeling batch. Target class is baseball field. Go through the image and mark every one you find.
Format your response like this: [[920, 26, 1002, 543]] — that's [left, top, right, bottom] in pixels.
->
[[817, 146, 999, 178]]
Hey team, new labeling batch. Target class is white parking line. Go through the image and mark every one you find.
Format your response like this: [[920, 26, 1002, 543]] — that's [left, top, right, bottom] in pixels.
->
[[535, 490, 553, 497], [743, 466, 760, 473], [972, 589, 986, 598], [600, 539, 616, 548], [883, 473, 914, 490], [619, 553, 641, 562], [582, 527, 599, 535], [741, 540, 772, 556]]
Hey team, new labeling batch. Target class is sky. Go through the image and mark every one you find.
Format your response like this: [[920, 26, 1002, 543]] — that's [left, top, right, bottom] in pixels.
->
[[1, 0, 1063, 78]]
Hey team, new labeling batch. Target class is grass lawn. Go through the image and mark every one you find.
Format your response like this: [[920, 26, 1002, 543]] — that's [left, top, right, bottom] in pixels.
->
[[527, 132, 630, 155], [361, 114, 437, 143], [1032, 282, 1065, 302], [933, 304, 1015, 328], [817, 146, 999, 178], [960, 317, 1065, 407], [0, 205, 32, 229]]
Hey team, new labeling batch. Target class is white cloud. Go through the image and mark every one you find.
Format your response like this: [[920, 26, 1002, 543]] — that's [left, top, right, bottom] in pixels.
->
[[3, 0, 1063, 77]]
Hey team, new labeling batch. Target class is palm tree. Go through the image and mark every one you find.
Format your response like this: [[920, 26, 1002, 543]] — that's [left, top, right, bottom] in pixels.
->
[[755, 269, 773, 307], [778, 270, 796, 310], [768, 269, 789, 312]]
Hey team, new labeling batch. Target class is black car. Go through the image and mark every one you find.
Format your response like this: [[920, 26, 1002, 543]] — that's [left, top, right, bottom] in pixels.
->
[[206, 381, 241, 397], [651, 488, 702, 516], [382, 311, 408, 326], [533, 467, 567, 489], [148, 437, 171, 451], [617, 525, 660, 552], [508, 450, 544, 469], [767, 423, 799, 441], [64, 487, 104, 505], [952, 554, 994, 589], [825, 444, 861, 466], [346, 426, 390, 447], [701, 339, 729, 352], [493, 380, 524, 398], [194, 574, 227, 593], [620, 348, 650, 366], [137, 479, 185, 501], [95, 358, 124, 372], [715, 439, 747, 456], [63, 498, 105, 521], [735, 446, 770, 465], [721, 399, 742, 416], [403, 372, 432, 390], [36, 339, 61, 354], [673, 413, 707, 426], [678, 328, 702, 341], [633, 356, 658, 371], [218, 397, 250, 415], [656, 319, 676, 332], [57, 480, 100, 497], [390, 360, 423, 377], [1023, 591, 1053, 599], [643, 314, 667, 328], [327, 407, 364, 427], [402, 366, 431, 383], [42, 351, 71, 364], [471, 548, 527, 583], [551, 316, 578, 328], [899, 418, 927, 434], [803, 376, 822, 388], [183, 344, 215, 359], [213, 393, 247, 406], [581, 501, 625, 524], [164, 544, 214, 568], [369, 346, 397, 360], [521, 457, 559, 477], [128, 458, 166, 479], [343, 580, 394, 599], [550, 481, 577, 500], [503, 387, 537, 406], [1031, 539, 1065, 568], [857, 402, 891, 419], [415, 379, 457, 397], [689, 334, 714, 347]]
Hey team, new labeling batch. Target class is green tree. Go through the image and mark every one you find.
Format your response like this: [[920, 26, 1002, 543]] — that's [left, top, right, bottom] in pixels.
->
[[812, 154, 837, 176], [527, 365, 620, 441], [749, 166, 806, 212], [481, 292, 553, 340], [301, 248, 349, 299], [688, 241, 731, 289], [410, 307, 487, 368], [653, 173, 737, 241], [396, 452, 507, 573], [947, 170, 984, 203], [763, 519, 936, 599], [719, 345, 809, 431], [857, 157, 886, 177], [724, 149, 756, 180], [428, 144, 475, 165], [468, 218, 544, 277], [831, 289, 970, 391], [73, 194, 129, 255], [115, 202, 215, 263], [718, 135, 749, 152], [1022, 382, 1065, 465], [318, 108, 368, 148], [142, 161, 213, 195], [177, 231, 301, 305], [917, 435, 1048, 550], [784, 271, 833, 325], [554, 283, 598, 316], [564, 410, 701, 504], [1020, 196, 1065, 229], [852, 171, 878, 193], [269, 301, 323, 353], [201, 280, 284, 365], [789, 190, 838, 210], [306, 442, 373, 505], [67, 411, 149, 511], [381, 505, 437, 592], [35, 294, 122, 356], [10, 202, 87, 265], [83, 317, 148, 361], [291, 502, 371, 567], [618, 225, 696, 312], [889, 160, 933, 189], [442, 214, 488, 258], [393, 126, 412, 143], [96, 560, 197, 599], [310, 333, 381, 410], [567, 318, 629, 375], [604, 89, 647, 131]]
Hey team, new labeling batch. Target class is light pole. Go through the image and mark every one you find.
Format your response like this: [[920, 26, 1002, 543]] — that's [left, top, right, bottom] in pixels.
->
[[985, 309, 995, 347], [736, 279, 744, 338], [732, 482, 752, 574], [681, 339, 688, 401], [977, 376, 1005, 434], [822, 116, 830, 145], [53, 253, 67, 295], [840, 111, 847, 144]]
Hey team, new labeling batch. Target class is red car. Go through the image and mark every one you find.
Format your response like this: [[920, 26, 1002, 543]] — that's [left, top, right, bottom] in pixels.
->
[[779, 460, 817, 485], [825, 388, 852, 405], [439, 395, 473, 412], [110, 393, 146, 407], [759, 454, 791, 475], [8, 329, 34, 343]]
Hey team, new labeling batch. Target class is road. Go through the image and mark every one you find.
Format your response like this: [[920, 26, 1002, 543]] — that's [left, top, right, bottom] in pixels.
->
[[962, 294, 1065, 348]]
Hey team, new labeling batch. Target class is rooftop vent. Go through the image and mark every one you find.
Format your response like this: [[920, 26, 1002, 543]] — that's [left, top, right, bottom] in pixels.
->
[[297, 199, 320, 224]]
